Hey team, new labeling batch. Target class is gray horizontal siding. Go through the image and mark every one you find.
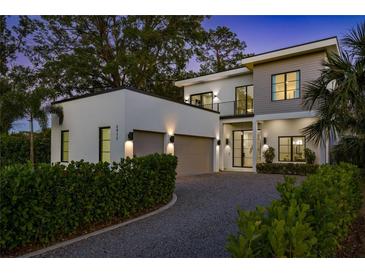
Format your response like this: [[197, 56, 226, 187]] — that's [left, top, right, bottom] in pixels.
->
[[253, 51, 326, 115]]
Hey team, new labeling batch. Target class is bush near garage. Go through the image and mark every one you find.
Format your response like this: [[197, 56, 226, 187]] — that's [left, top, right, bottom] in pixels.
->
[[227, 163, 362, 257], [0, 129, 51, 166], [256, 162, 319, 176], [0, 154, 177, 254]]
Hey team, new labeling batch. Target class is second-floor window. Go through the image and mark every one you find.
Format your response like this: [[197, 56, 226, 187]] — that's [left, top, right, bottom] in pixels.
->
[[190, 92, 213, 109], [235, 85, 254, 115], [272, 71, 300, 101]]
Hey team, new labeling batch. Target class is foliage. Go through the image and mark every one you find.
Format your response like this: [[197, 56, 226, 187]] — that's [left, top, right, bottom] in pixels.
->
[[304, 148, 316, 164], [263, 146, 275, 163], [256, 163, 318, 176], [0, 130, 51, 166], [331, 136, 365, 168], [0, 154, 177, 253], [227, 163, 362, 257], [302, 21, 365, 167], [195, 26, 248, 74]]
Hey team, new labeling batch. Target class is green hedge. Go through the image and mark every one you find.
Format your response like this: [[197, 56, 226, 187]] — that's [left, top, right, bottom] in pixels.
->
[[0, 130, 51, 166], [227, 163, 362, 257], [256, 163, 319, 175], [0, 154, 177, 253]]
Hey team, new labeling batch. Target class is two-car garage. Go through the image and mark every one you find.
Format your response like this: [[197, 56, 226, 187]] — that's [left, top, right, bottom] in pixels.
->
[[133, 130, 214, 176]]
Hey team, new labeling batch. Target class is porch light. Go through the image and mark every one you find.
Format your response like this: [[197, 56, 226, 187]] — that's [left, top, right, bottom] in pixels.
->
[[128, 131, 134, 141], [169, 135, 175, 143], [263, 137, 267, 145], [217, 139, 221, 146], [225, 138, 229, 145]]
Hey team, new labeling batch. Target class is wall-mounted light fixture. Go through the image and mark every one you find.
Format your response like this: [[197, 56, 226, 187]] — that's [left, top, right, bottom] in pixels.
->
[[128, 131, 134, 141], [217, 139, 221, 146], [226, 138, 229, 145], [169, 135, 175, 143], [263, 137, 267, 145]]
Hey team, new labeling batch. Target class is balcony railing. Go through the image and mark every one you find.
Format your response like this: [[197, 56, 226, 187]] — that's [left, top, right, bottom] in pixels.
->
[[195, 100, 254, 117]]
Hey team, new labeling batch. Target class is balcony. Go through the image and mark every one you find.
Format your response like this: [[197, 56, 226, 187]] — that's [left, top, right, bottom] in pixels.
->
[[194, 100, 254, 118]]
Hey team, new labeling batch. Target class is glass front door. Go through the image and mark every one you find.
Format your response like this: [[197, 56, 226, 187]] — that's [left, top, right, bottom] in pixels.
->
[[232, 130, 261, 168]]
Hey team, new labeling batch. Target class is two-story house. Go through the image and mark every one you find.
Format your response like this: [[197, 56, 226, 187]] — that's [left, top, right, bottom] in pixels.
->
[[51, 37, 339, 175]]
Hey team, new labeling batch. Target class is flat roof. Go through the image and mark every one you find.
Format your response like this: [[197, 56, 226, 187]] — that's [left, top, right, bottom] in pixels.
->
[[52, 86, 220, 114], [174, 67, 251, 87]]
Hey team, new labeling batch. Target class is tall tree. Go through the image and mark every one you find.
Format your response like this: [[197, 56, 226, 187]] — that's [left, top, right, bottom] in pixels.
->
[[303, 21, 365, 167], [18, 16, 207, 100], [195, 26, 248, 74]]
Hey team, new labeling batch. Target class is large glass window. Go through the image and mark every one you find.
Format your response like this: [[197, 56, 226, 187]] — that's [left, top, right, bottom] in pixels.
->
[[279, 136, 305, 162], [99, 127, 111, 163], [190, 92, 213, 109], [272, 71, 300, 101], [235, 85, 254, 115], [61, 130, 69, 162]]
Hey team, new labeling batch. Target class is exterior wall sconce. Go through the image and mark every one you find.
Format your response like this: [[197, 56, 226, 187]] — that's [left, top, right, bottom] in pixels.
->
[[264, 137, 267, 145], [169, 135, 175, 143], [214, 95, 217, 98], [217, 139, 221, 146], [128, 131, 134, 141], [225, 138, 229, 145]]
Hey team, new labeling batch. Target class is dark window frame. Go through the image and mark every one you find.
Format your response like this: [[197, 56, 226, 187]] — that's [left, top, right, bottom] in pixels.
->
[[61, 130, 69, 162], [99, 126, 111, 162], [271, 70, 301, 101], [232, 130, 255, 168], [189, 91, 213, 109], [278, 135, 306, 162], [235, 85, 254, 115]]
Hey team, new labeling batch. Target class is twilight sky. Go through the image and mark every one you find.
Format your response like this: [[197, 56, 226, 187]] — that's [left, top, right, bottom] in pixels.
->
[[9, 15, 365, 132]]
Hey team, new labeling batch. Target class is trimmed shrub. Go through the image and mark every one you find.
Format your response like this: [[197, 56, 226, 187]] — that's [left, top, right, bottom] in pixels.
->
[[0, 154, 177, 253], [304, 148, 316, 164], [0, 130, 51, 166], [227, 163, 362, 257], [256, 163, 319, 176], [263, 146, 275, 163]]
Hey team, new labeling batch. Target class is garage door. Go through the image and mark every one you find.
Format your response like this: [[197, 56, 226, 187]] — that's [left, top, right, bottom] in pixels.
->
[[174, 135, 213, 176], [133, 130, 164, 157]]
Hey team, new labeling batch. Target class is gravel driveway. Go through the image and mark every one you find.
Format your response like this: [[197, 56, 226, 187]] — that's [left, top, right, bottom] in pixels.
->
[[37, 172, 292, 258]]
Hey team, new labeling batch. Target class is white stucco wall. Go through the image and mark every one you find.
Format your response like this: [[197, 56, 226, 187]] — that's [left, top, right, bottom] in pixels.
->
[[51, 88, 220, 171], [183, 74, 253, 105]]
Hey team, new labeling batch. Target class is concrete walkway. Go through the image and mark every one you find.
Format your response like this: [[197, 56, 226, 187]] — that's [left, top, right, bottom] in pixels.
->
[[38, 172, 289, 257]]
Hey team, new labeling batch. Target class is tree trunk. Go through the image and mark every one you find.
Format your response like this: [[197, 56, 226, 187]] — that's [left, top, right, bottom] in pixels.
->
[[29, 115, 34, 166]]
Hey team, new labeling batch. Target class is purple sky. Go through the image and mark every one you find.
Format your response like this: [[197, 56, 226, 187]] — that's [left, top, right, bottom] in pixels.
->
[[9, 15, 365, 132]]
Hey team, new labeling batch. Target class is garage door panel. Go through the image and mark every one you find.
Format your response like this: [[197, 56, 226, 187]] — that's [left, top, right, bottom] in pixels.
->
[[175, 135, 213, 176], [134, 130, 164, 157]]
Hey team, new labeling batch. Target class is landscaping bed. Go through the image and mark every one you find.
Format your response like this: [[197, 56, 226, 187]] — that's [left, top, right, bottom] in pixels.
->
[[0, 154, 177, 257], [256, 163, 318, 176]]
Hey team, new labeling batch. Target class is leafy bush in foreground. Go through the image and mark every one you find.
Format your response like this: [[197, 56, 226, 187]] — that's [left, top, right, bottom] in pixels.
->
[[227, 163, 362, 257], [0, 154, 177, 253]]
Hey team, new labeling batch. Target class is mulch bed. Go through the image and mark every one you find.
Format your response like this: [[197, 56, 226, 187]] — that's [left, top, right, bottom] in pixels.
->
[[337, 184, 365, 258]]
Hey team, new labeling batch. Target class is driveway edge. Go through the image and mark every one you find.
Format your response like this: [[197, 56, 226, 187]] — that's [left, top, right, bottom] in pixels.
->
[[21, 193, 177, 258]]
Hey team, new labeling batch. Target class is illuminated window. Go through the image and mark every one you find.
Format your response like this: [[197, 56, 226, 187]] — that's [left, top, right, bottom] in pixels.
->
[[99, 127, 111, 163], [61, 130, 69, 162], [190, 92, 213, 109], [272, 71, 300, 101], [235, 85, 254, 115], [279, 136, 305, 162]]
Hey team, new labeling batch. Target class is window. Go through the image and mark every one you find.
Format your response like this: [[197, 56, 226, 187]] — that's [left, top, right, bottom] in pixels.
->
[[190, 92, 213, 109], [272, 71, 300, 101], [99, 127, 111, 163], [235, 85, 254, 115], [278, 136, 305, 162], [61, 130, 69, 162]]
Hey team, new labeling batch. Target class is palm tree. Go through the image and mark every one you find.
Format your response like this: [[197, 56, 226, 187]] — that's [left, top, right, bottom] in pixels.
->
[[10, 66, 63, 165], [302, 21, 365, 167]]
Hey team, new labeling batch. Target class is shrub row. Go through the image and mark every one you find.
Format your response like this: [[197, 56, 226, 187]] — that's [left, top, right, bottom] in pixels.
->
[[0, 154, 177, 254], [227, 163, 362, 257], [0, 130, 51, 166], [256, 163, 319, 175]]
